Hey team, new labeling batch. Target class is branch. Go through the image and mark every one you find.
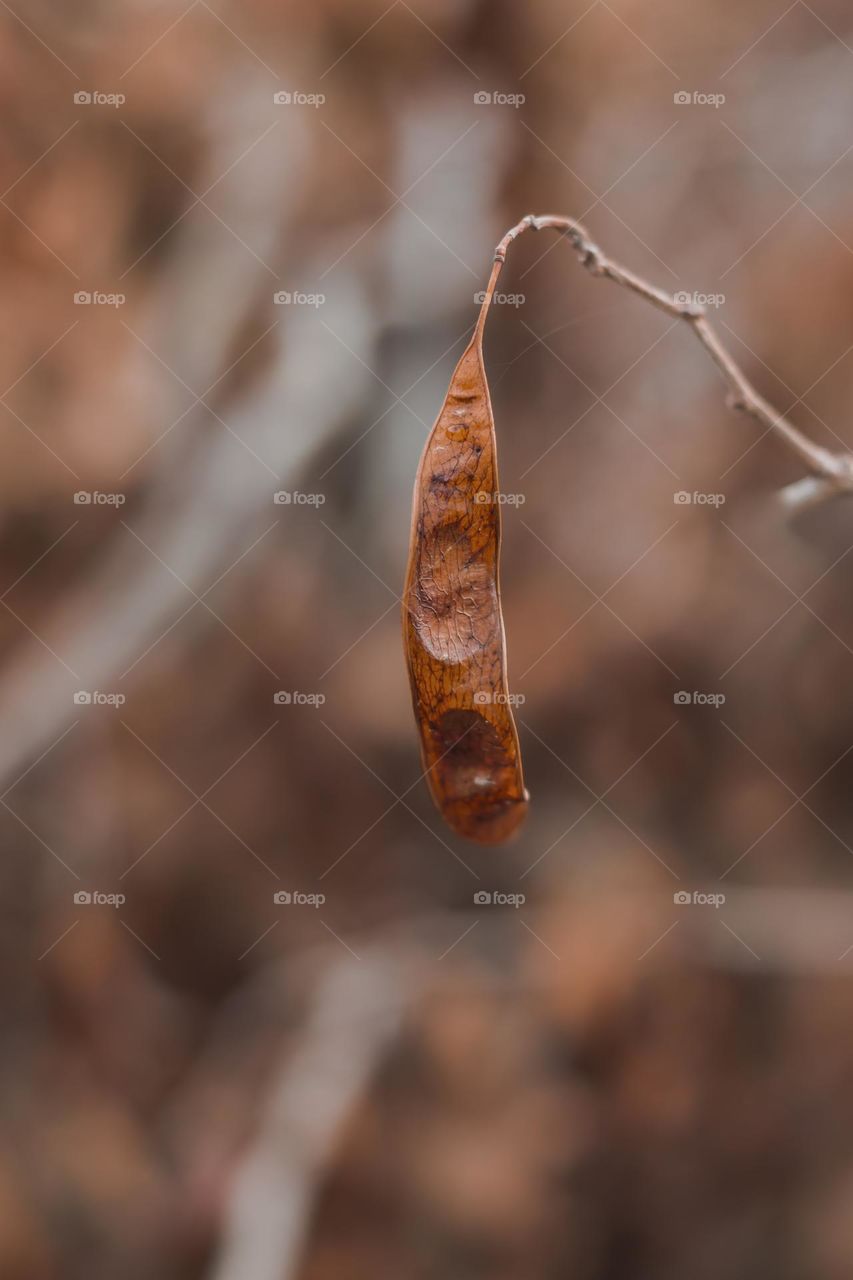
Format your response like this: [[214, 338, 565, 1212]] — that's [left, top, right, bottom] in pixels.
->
[[207, 948, 421, 1280], [0, 265, 378, 791], [202, 887, 853, 1280], [486, 214, 853, 503]]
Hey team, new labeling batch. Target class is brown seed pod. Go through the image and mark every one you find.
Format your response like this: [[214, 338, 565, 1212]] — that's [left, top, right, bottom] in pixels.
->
[[402, 220, 533, 844], [402, 206, 849, 838]]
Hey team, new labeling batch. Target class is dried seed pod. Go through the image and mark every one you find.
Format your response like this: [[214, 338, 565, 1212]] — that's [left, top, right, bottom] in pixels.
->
[[403, 227, 531, 843]]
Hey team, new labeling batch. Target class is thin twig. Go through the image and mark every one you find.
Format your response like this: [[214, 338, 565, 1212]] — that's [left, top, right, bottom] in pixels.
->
[[488, 214, 853, 497]]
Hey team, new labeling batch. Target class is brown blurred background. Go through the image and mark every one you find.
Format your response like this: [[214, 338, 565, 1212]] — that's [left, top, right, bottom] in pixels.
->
[[2, 1, 853, 1277]]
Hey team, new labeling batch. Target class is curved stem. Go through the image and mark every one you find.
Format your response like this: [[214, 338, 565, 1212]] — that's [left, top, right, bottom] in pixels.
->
[[474, 215, 536, 345], [485, 213, 853, 494]]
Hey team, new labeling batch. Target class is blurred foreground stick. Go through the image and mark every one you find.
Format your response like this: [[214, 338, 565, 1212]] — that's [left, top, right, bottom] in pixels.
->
[[205, 889, 853, 1280], [207, 948, 422, 1280], [0, 264, 377, 787]]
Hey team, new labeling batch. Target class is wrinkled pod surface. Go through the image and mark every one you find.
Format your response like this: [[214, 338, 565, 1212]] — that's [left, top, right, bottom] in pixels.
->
[[403, 247, 529, 844]]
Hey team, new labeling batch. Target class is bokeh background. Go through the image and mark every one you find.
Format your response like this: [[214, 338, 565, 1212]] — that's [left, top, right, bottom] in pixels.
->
[[3, 1, 853, 1277]]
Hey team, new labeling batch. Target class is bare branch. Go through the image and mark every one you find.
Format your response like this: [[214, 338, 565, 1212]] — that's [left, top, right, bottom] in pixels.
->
[[490, 214, 853, 501], [207, 949, 420, 1280]]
